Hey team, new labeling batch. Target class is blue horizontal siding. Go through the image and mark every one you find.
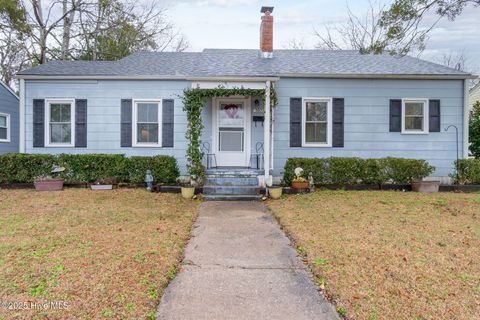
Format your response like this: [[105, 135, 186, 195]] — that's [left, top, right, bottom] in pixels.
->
[[0, 84, 19, 153], [273, 78, 465, 177]]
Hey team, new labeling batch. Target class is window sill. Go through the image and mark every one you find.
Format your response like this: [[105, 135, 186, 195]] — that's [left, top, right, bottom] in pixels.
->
[[0, 139, 10, 143], [301, 144, 332, 148], [132, 144, 162, 148], [401, 131, 429, 135], [45, 144, 75, 148]]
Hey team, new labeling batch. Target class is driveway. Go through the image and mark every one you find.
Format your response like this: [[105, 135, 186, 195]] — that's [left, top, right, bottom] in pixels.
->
[[156, 201, 339, 320]]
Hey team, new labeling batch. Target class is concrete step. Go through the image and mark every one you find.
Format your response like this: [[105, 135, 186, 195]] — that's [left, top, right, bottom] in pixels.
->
[[205, 169, 262, 177], [205, 176, 259, 186], [203, 194, 263, 201], [203, 186, 260, 195]]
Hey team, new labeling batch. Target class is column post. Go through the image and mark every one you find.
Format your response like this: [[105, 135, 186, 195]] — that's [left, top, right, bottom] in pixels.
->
[[264, 80, 271, 183]]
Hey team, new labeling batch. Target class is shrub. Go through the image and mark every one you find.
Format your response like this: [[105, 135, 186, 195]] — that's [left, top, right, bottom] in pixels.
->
[[0, 153, 57, 183], [469, 101, 480, 158], [0, 153, 179, 185], [283, 157, 435, 185], [126, 156, 179, 185], [58, 154, 128, 183], [455, 159, 480, 184]]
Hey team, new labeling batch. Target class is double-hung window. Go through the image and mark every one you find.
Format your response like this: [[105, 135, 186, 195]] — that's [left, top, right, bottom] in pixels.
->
[[0, 113, 10, 142], [402, 99, 428, 134], [302, 98, 332, 147], [46, 99, 75, 147], [133, 100, 162, 147]]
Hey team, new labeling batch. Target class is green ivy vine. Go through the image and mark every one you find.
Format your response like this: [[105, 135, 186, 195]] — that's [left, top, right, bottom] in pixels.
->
[[182, 85, 277, 180]]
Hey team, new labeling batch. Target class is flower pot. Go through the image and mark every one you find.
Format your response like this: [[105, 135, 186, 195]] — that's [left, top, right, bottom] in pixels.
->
[[34, 178, 64, 191], [269, 187, 283, 199], [91, 184, 113, 190], [412, 181, 440, 193], [291, 181, 310, 190], [181, 187, 195, 199]]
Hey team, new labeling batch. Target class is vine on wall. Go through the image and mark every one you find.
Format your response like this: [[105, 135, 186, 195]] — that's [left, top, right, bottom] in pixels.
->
[[182, 86, 277, 181]]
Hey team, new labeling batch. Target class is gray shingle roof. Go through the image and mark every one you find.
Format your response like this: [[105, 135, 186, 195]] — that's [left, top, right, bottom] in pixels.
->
[[17, 49, 472, 78]]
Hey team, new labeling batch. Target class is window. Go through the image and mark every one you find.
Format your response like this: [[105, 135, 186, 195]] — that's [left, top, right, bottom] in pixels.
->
[[46, 99, 75, 146], [402, 99, 428, 134], [302, 98, 332, 147], [0, 113, 10, 142], [133, 100, 162, 146]]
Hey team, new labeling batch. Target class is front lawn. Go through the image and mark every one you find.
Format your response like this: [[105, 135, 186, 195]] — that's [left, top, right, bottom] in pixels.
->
[[267, 191, 480, 320], [0, 189, 197, 319]]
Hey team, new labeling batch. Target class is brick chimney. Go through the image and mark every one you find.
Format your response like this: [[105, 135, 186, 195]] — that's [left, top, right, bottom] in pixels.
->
[[260, 6, 274, 58]]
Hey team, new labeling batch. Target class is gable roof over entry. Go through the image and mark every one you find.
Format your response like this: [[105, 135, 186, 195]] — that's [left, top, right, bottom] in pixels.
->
[[17, 49, 473, 80]]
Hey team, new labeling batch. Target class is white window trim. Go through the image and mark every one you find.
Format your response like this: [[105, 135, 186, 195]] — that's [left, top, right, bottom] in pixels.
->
[[132, 99, 163, 147], [0, 112, 10, 143], [45, 98, 75, 147], [301, 97, 333, 147], [401, 98, 429, 135]]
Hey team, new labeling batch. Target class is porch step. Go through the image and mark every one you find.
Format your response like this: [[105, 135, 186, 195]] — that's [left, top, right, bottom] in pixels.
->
[[203, 194, 263, 201], [205, 176, 259, 186], [203, 186, 260, 195]]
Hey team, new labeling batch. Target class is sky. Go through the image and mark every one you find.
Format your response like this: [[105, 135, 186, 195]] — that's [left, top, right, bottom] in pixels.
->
[[164, 0, 480, 74]]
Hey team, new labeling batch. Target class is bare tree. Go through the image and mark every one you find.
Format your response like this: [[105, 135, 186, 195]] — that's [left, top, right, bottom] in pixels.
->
[[313, 1, 433, 55], [283, 38, 307, 50]]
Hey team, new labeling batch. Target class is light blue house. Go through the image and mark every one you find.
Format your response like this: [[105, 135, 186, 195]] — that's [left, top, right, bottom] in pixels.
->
[[0, 81, 19, 154], [16, 7, 473, 191]]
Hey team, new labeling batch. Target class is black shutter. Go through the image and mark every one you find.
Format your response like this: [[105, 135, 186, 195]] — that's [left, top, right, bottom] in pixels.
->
[[332, 98, 345, 147], [121, 99, 132, 147], [75, 99, 87, 147], [429, 99, 441, 132], [162, 99, 174, 147], [290, 97, 302, 147], [33, 99, 45, 147], [389, 99, 402, 132]]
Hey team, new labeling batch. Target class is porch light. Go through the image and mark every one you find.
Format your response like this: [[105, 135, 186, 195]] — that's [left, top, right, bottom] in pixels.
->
[[145, 170, 154, 191]]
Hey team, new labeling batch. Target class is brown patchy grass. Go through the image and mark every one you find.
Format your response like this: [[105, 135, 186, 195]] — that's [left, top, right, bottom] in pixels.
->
[[267, 191, 480, 320], [0, 189, 197, 320]]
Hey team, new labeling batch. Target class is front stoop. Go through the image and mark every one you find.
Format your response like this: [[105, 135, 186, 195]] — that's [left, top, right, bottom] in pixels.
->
[[203, 169, 262, 201]]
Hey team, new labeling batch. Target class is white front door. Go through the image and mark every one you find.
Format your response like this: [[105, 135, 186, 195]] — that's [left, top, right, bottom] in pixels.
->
[[213, 98, 250, 167]]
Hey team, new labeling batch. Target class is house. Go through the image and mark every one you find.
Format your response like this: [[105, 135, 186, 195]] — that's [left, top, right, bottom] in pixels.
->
[[0, 80, 19, 154], [470, 81, 480, 108], [16, 6, 473, 191]]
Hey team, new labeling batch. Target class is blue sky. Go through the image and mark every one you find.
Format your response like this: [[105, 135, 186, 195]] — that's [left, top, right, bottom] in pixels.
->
[[165, 0, 479, 73]]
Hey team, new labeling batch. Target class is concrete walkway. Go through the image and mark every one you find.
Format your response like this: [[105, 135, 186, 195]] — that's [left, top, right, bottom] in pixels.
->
[[156, 201, 339, 320]]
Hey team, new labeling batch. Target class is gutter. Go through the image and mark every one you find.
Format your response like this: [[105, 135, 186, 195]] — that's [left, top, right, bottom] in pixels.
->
[[277, 73, 476, 80]]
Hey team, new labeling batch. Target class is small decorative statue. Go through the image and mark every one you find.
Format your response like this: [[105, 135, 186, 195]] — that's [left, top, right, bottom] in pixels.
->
[[308, 172, 315, 192], [145, 170, 154, 191]]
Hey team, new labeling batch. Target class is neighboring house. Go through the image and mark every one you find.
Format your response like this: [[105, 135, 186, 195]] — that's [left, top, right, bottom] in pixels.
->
[[0, 81, 19, 154], [16, 6, 473, 184], [470, 81, 480, 108]]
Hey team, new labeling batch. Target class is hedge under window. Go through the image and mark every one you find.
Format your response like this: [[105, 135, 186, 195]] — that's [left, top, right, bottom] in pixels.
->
[[0, 113, 9, 142], [133, 100, 161, 146], [46, 99, 75, 146], [402, 99, 428, 134]]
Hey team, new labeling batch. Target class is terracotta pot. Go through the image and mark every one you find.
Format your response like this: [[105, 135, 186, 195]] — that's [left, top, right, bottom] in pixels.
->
[[412, 181, 440, 193], [34, 178, 64, 191], [291, 181, 310, 190], [181, 187, 195, 199], [269, 187, 283, 199]]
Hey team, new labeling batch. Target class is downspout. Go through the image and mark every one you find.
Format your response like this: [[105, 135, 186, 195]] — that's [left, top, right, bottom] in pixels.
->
[[463, 79, 470, 158], [264, 80, 271, 184], [19, 79, 25, 153]]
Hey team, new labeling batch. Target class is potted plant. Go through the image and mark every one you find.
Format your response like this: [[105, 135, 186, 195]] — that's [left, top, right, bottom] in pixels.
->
[[291, 167, 309, 189], [91, 177, 116, 190], [410, 162, 438, 192], [34, 166, 65, 192], [180, 175, 196, 199]]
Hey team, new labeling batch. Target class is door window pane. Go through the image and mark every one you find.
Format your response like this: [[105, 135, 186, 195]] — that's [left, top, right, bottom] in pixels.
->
[[218, 103, 244, 127], [219, 130, 244, 152]]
